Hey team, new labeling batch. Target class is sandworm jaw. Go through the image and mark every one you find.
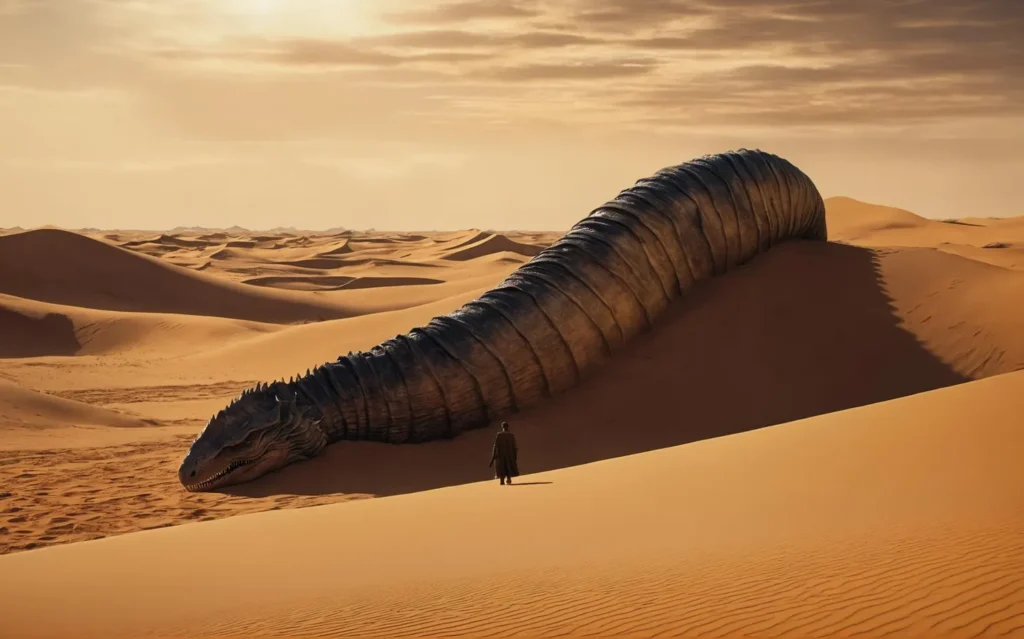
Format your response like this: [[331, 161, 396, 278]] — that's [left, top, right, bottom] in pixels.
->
[[183, 457, 262, 492]]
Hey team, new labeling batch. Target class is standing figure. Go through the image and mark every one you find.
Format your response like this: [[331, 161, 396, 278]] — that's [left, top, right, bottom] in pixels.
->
[[489, 421, 519, 485]]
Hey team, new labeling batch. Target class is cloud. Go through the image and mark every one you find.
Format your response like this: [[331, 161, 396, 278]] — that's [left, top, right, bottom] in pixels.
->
[[355, 28, 602, 50], [265, 40, 405, 67], [479, 58, 659, 81], [303, 149, 468, 179], [579, 0, 1024, 126], [568, 0, 713, 31], [147, 38, 501, 70], [3, 0, 1021, 134], [385, 0, 542, 24], [143, 28, 606, 72], [0, 156, 259, 173]]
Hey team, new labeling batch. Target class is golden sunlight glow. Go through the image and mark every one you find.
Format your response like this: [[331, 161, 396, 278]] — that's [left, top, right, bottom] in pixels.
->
[[220, 0, 379, 36], [247, 0, 285, 14]]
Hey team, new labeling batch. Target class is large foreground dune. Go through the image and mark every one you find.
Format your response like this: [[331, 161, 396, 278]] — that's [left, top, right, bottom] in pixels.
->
[[2, 369, 1022, 638], [0, 197, 1022, 636]]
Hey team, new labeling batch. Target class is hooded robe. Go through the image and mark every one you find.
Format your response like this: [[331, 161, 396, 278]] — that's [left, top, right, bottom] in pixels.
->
[[490, 430, 519, 478]]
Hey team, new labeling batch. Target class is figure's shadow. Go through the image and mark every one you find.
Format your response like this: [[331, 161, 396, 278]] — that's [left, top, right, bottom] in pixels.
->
[[226, 241, 969, 499]]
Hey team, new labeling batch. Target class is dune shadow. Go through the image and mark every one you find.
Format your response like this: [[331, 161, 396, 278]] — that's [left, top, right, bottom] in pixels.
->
[[226, 241, 970, 499], [0, 308, 81, 358], [941, 219, 983, 227]]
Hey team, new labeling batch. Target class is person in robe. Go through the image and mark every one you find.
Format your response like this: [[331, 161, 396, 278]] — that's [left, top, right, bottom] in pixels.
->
[[489, 421, 519, 485]]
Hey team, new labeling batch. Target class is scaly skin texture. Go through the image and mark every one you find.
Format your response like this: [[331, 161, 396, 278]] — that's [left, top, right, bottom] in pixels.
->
[[178, 148, 827, 492]]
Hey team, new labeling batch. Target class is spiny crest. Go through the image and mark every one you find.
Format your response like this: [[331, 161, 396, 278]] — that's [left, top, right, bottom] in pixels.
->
[[204, 369, 321, 432]]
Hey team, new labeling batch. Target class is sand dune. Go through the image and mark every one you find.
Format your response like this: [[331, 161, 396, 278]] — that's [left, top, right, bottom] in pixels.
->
[[441, 232, 545, 261], [223, 239, 256, 248], [0, 379, 148, 431], [0, 378, 180, 452], [0, 292, 278, 358], [315, 239, 353, 256], [242, 274, 444, 291], [827, 195, 931, 234], [0, 295, 80, 358], [272, 257, 361, 269], [183, 284, 498, 382], [874, 247, 1024, 377], [207, 246, 243, 260], [828, 196, 1024, 270], [0, 229, 359, 323], [1, 370, 1020, 638], [438, 229, 490, 249]]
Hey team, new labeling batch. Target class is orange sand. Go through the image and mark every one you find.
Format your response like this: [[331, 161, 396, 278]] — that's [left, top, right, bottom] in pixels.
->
[[0, 201, 1022, 637], [1, 370, 1022, 638]]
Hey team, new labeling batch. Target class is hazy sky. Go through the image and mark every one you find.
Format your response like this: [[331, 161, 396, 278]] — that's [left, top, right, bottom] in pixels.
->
[[1, 0, 1021, 230]]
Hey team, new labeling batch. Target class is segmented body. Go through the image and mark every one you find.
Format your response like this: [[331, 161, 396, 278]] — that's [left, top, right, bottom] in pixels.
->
[[275, 148, 827, 446]]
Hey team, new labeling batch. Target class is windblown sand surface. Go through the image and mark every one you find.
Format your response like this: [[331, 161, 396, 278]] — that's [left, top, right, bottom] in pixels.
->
[[1, 370, 1022, 638], [0, 199, 1022, 637]]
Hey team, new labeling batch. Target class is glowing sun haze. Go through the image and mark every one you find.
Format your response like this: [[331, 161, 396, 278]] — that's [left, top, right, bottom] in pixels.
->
[[1, 0, 1021, 230]]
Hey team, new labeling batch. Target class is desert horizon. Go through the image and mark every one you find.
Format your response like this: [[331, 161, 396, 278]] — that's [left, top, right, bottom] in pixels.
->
[[3, 193, 1020, 237]]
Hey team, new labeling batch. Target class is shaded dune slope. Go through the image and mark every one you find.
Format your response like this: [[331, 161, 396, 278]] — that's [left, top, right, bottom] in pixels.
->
[[315, 240, 353, 256], [241, 275, 444, 292], [440, 232, 545, 261], [0, 299, 80, 358], [0, 229, 357, 323], [0, 293, 277, 358]]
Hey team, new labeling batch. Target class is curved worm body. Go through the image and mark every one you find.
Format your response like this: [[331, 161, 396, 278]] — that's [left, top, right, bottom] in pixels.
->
[[179, 149, 827, 490]]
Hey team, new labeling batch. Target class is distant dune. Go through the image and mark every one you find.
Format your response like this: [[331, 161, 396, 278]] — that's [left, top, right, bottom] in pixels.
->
[[0, 378, 149, 432], [242, 275, 444, 291], [0, 292, 276, 359], [315, 239, 353, 256], [826, 195, 931, 233], [440, 229, 490, 250], [826, 197, 1024, 273], [0, 296, 80, 358], [0, 229, 358, 323], [441, 232, 544, 261]]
